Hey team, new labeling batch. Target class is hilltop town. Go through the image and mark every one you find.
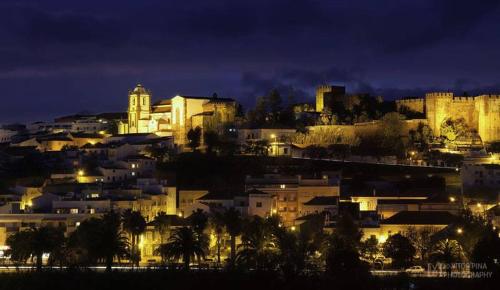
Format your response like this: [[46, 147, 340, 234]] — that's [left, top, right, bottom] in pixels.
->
[[0, 84, 499, 284]]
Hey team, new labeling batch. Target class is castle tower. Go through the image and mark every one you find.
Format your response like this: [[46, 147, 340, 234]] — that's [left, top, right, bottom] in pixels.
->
[[477, 95, 500, 143], [425, 92, 453, 136], [315, 85, 346, 112], [128, 84, 152, 134]]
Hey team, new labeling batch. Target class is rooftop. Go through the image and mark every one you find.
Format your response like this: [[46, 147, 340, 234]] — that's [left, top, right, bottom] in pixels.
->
[[381, 211, 457, 225], [303, 196, 339, 206]]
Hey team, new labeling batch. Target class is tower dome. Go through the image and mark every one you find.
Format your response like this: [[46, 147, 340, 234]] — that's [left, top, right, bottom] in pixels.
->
[[133, 83, 149, 94]]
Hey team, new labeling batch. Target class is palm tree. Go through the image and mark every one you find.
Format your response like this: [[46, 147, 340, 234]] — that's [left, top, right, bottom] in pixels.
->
[[153, 212, 171, 244], [210, 211, 225, 264], [223, 208, 243, 264], [122, 209, 147, 266], [430, 239, 464, 275], [190, 209, 208, 266], [5, 231, 32, 271], [155, 227, 206, 270], [101, 211, 130, 271], [28, 226, 66, 271], [74, 211, 129, 272], [237, 216, 277, 271]]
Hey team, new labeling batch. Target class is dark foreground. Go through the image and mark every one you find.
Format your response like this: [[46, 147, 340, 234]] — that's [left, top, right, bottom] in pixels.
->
[[0, 271, 498, 290]]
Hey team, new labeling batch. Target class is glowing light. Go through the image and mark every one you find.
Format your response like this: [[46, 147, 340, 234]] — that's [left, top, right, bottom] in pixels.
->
[[270, 134, 276, 139], [290, 226, 296, 231], [272, 209, 277, 215], [177, 212, 183, 218], [98, 130, 106, 135], [449, 197, 456, 202], [378, 235, 387, 244], [78, 170, 85, 176], [457, 228, 463, 234], [477, 203, 482, 208]]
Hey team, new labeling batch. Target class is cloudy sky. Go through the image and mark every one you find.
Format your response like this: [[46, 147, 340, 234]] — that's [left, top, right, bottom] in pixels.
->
[[1, 0, 500, 123]]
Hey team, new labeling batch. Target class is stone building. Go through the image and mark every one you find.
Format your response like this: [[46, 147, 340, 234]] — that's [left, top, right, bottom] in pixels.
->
[[425, 92, 500, 143], [119, 84, 237, 146]]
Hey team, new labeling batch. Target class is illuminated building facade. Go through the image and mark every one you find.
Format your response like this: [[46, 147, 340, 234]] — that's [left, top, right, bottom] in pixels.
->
[[119, 84, 237, 146]]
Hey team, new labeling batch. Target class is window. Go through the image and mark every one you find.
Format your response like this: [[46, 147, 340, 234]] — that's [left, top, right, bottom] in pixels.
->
[[70, 208, 79, 214], [280, 184, 286, 189], [284, 148, 288, 154], [256, 202, 262, 208]]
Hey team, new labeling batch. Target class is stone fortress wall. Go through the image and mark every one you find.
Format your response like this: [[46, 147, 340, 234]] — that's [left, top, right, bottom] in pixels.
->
[[403, 92, 500, 143], [396, 98, 425, 113]]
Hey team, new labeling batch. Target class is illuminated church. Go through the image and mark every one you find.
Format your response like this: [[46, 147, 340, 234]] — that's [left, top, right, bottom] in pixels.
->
[[119, 84, 237, 145]]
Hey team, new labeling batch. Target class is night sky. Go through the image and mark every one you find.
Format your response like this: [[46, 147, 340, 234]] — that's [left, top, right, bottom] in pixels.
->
[[1, 0, 500, 123]]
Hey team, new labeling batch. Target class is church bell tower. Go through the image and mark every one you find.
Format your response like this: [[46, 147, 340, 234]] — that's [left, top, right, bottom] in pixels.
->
[[128, 84, 151, 133]]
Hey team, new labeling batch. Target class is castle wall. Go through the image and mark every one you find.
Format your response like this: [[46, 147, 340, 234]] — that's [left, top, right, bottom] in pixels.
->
[[315, 85, 345, 112], [423, 92, 500, 143], [425, 92, 453, 136], [477, 95, 500, 143], [396, 98, 424, 113], [449, 97, 478, 130]]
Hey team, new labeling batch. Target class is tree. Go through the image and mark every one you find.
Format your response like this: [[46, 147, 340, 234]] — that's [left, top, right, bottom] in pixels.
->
[[189, 209, 209, 265], [335, 213, 363, 246], [267, 89, 282, 125], [244, 140, 270, 156], [155, 227, 206, 270], [5, 231, 33, 270], [153, 212, 171, 245], [360, 236, 380, 263], [379, 112, 406, 157], [237, 216, 277, 271], [324, 213, 370, 284], [430, 239, 464, 275], [187, 127, 202, 151], [408, 122, 433, 150], [28, 226, 65, 271], [471, 225, 500, 274], [405, 226, 435, 263], [223, 208, 243, 264], [383, 233, 416, 268], [440, 117, 469, 144], [203, 130, 219, 154], [325, 233, 368, 279], [122, 209, 147, 266], [209, 211, 226, 265], [73, 211, 129, 271]]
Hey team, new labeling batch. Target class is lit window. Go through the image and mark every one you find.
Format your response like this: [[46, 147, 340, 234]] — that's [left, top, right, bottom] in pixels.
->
[[70, 208, 79, 214], [280, 184, 286, 189], [90, 208, 95, 214]]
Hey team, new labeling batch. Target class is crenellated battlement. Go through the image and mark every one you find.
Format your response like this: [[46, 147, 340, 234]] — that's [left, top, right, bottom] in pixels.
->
[[477, 94, 500, 99], [426, 92, 453, 98], [396, 98, 424, 103], [451, 96, 476, 102]]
